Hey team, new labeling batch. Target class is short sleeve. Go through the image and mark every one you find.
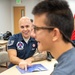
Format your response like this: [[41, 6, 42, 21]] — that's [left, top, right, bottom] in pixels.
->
[[7, 35, 17, 50]]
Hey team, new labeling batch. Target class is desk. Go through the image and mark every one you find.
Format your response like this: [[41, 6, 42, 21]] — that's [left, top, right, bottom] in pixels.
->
[[0, 40, 8, 45], [0, 40, 8, 51], [0, 59, 57, 75]]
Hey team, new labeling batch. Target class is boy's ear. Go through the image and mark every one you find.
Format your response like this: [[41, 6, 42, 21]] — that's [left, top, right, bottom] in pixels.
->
[[52, 28, 60, 41]]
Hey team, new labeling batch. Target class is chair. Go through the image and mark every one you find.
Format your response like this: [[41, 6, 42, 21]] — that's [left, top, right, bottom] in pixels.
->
[[0, 51, 9, 68]]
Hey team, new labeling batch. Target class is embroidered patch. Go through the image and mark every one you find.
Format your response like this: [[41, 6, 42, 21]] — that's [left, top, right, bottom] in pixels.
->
[[32, 44, 36, 47], [32, 43, 36, 51], [7, 40, 14, 46], [17, 42, 24, 50]]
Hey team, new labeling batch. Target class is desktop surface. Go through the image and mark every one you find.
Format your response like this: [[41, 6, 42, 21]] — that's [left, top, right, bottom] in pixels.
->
[[0, 59, 57, 75]]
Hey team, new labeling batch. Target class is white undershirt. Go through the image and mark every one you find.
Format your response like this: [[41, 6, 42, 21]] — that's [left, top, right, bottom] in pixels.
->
[[23, 37, 30, 44]]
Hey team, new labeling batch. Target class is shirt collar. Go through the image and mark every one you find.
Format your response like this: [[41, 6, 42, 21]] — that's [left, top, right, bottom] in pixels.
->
[[18, 33, 36, 42]]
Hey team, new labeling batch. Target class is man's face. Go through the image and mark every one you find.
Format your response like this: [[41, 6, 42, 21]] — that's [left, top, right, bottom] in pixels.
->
[[19, 19, 32, 39], [32, 14, 54, 52]]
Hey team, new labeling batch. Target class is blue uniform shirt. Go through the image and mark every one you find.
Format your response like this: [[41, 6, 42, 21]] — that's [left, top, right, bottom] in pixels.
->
[[8, 33, 37, 68]]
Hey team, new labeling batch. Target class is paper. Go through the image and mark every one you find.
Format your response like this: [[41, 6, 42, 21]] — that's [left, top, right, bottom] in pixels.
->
[[16, 64, 48, 74]]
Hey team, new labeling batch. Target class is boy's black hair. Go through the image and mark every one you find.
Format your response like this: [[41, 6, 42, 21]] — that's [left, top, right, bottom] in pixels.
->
[[32, 0, 74, 43]]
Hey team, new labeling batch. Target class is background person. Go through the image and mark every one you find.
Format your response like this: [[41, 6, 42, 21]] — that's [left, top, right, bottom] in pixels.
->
[[71, 15, 75, 44]]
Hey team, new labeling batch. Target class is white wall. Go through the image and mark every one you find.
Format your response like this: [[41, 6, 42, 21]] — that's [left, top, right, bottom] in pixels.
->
[[11, 0, 40, 34], [67, 0, 75, 16], [0, 0, 40, 34], [0, 0, 75, 34], [0, 0, 11, 33]]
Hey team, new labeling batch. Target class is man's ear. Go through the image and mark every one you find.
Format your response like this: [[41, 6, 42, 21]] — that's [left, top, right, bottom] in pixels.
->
[[52, 28, 60, 42]]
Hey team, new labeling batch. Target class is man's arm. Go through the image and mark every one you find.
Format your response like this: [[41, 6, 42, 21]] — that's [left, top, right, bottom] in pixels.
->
[[32, 51, 47, 62], [7, 49, 24, 65], [23, 50, 47, 63], [19, 51, 47, 71]]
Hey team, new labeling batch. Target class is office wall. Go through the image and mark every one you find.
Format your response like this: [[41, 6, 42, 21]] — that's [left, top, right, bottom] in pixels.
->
[[0, 0, 40, 34], [11, 0, 39, 34], [67, 0, 75, 15], [0, 0, 11, 33], [0, 0, 75, 34]]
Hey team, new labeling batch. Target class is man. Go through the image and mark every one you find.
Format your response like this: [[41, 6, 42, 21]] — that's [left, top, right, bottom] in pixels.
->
[[7, 16, 47, 70], [31, 0, 75, 75]]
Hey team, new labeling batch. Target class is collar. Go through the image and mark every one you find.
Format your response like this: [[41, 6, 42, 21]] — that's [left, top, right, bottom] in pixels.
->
[[18, 33, 36, 42]]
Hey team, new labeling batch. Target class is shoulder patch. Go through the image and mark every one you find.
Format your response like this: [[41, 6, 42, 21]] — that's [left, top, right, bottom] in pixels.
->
[[7, 40, 14, 46]]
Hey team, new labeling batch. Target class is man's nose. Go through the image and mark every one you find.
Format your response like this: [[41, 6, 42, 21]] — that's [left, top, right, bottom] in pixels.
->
[[24, 27, 27, 30]]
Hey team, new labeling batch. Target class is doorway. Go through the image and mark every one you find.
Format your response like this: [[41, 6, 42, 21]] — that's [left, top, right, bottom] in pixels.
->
[[13, 6, 25, 34]]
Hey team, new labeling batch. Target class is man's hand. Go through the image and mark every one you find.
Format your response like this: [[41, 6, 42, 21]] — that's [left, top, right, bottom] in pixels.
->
[[19, 57, 34, 71], [18, 51, 47, 70]]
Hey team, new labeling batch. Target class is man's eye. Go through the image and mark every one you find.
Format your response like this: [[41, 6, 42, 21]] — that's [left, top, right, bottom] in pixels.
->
[[26, 25, 29, 28], [21, 26, 24, 28]]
